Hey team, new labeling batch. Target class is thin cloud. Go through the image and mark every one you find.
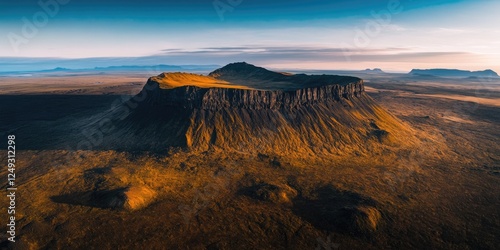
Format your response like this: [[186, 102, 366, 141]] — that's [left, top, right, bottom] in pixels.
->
[[0, 47, 484, 72], [432, 28, 469, 34], [160, 46, 411, 54]]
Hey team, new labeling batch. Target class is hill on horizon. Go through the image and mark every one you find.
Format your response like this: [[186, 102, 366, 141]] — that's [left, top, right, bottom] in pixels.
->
[[409, 68, 499, 78]]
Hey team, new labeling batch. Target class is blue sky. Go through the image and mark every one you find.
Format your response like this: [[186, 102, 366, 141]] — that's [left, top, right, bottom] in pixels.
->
[[0, 0, 499, 72]]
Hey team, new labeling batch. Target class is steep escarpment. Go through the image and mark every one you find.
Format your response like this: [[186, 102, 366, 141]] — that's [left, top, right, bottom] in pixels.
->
[[141, 78, 364, 110], [97, 63, 410, 156]]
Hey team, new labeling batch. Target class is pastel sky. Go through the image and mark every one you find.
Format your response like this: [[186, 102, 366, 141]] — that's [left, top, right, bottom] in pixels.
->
[[0, 0, 499, 72]]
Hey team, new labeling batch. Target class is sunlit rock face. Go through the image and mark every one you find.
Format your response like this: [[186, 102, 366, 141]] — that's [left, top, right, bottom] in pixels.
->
[[101, 62, 408, 156]]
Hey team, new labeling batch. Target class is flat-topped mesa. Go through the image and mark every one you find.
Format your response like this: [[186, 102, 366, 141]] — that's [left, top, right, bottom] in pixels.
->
[[99, 62, 409, 154], [142, 63, 365, 110]]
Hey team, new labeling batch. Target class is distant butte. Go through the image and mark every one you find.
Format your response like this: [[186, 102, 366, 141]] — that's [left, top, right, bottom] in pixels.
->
[[409, 68, 499, 78]]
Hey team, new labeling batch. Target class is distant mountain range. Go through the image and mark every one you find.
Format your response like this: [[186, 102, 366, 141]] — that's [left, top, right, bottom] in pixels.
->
[[0, 64, 221, 76], [409, 69, 499, 78], [3, 65, 499, 79]]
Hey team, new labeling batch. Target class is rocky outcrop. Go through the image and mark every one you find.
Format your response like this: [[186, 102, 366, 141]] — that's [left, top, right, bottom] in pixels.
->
[[141, 78, 364, 110], [96, 63, 409, 155], [141, 62, 364, 110]]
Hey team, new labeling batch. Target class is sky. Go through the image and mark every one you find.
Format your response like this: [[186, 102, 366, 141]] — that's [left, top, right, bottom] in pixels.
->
[[0, 0, 499, 72]]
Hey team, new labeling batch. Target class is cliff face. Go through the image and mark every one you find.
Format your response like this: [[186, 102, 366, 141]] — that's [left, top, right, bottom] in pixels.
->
[[142, 78, 364, 110], [101, 63, 409, 156]]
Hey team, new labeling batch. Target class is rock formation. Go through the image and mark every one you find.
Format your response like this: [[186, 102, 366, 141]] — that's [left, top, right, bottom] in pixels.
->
[[100, 62, 408, 156]]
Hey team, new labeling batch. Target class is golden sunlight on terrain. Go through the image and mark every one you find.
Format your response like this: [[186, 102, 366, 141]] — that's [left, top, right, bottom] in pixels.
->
[[417, 94, 500, 107], [150, 72, 252, 90], [0, 66, 498, 249]]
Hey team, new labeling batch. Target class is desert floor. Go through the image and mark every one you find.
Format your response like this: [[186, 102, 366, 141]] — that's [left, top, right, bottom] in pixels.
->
[[0, 72, 498, 249]]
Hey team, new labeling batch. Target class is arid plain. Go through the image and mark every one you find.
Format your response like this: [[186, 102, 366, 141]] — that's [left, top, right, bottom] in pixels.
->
[[0, 68, 499, 249]]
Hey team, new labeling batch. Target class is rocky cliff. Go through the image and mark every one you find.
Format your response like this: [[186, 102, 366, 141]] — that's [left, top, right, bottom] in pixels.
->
[[142, 77, 364, 110], [99, 63, 409, 156]]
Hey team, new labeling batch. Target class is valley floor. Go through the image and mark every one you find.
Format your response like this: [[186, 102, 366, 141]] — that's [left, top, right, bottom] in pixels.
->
[[0, 73, 498, 249]]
